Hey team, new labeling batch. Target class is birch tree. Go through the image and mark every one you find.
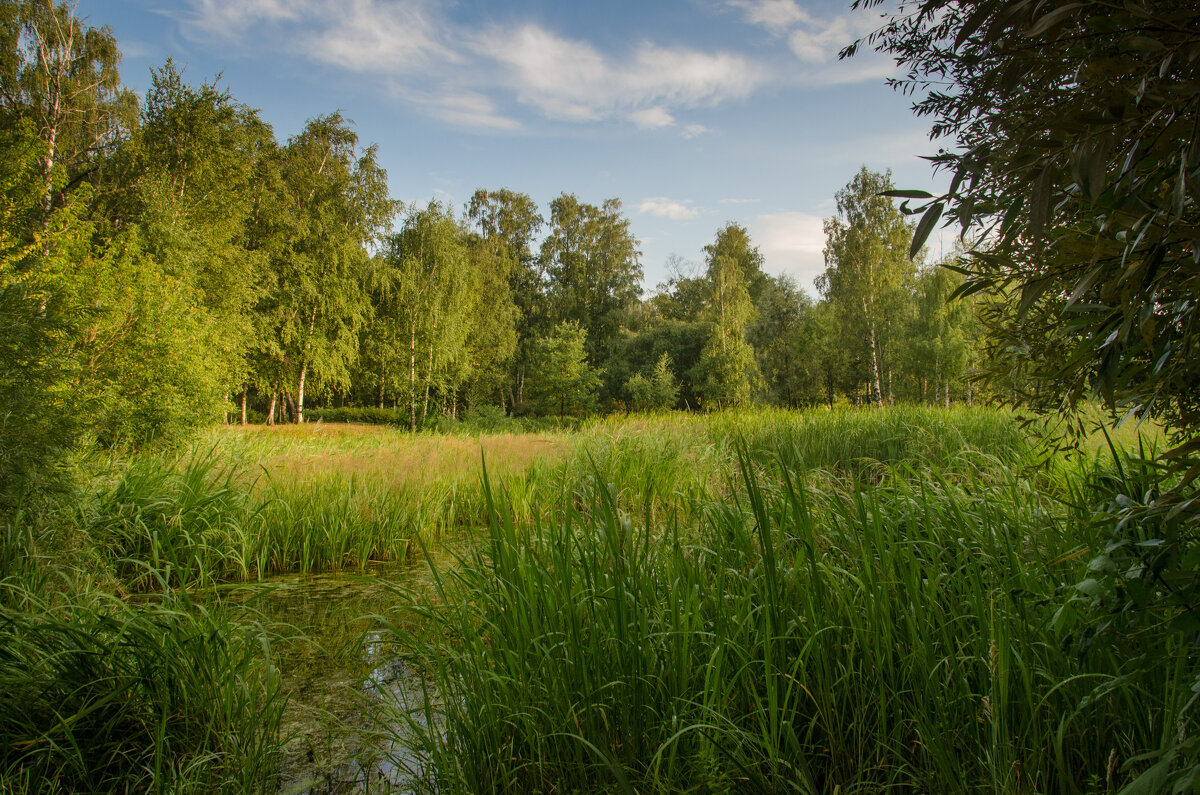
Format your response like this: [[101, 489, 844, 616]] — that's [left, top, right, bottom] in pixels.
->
[[265, 113, 394, 422], [818, 168, 915, 407], [0, 0, 134, 219], [541, 194, 642, 368], [383, 202, 476, 431], [693, 251, 760, 409]]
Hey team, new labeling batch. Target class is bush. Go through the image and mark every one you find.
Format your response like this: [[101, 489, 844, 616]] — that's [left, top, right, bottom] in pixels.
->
[[306, 406, 408, 427]]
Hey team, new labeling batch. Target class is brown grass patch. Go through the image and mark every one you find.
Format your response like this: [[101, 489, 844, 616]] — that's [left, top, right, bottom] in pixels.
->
[[215, 424, 571, 488]]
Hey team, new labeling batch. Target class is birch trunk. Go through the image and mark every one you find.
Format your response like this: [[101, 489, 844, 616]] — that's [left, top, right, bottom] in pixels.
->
[[422, 339, 434, 427], [267, 394, 277, 426], [241, 393, 248, 426], [409, 314, 417, 432], [297, 305, 317, 424], [297, 363, 307, 424]]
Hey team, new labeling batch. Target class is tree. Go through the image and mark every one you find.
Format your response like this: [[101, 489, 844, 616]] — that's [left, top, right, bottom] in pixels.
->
[[904, 264, 977, 406], [818, 167, 915, 406], [378, 201, 477, 431], [527, 321, 602, 418], [0, 0, 135, 219], [693, 244, 760, 410], [132, 62, 276, 418], [751, 275, 822, 408], [464, 188, 537, 408], [851, 0, 1200, 434], [626, 352, 679, 413], [703, 222, 769, 303], [0, 123, 81, 507], [540, 194, 642, 369], [260, 113, 394, 423]]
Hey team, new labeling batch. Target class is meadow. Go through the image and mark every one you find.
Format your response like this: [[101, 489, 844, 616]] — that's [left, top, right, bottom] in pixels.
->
[[0, 406, 1188, 793]]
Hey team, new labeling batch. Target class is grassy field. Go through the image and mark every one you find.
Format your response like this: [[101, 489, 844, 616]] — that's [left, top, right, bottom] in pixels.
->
[[1, 406, 1187, 792]]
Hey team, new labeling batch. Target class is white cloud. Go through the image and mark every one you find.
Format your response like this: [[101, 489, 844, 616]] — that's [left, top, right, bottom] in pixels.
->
[[630, 107, 676, 129], [719, 197, 760, 205], [751, 211, 827, 292], [181, 0, 307, 39], [726, 0, 809, 34], [639, 197, 700, 221], [429, 92, 522, 130], [473, 24, 764, 123], [682, 123, 711, 139], [302, 0, 456, 73], [788, 16, 853, 63], [727, 0, 882, 68], [177, 2, 770, 129]]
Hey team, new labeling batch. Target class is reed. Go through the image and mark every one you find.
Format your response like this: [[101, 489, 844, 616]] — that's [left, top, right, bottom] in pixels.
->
[[0, 539, 285, 793], [390, 415, 1182, 793]]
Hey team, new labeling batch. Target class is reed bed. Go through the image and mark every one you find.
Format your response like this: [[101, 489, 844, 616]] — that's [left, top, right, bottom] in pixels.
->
[[3, 406, 1174, 793], [0, 530, 285, 794], [389, 412, 1183, 793]]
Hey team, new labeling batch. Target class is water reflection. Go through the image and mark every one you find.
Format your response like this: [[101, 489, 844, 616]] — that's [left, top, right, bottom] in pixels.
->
[[214, 550, 454, 794]]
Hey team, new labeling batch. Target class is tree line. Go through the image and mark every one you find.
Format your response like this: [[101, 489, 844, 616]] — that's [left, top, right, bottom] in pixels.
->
[[0, 1, 982, 499]]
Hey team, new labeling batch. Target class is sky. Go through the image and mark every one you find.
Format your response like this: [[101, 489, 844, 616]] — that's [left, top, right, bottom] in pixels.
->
[[79, 0, 953, 294]]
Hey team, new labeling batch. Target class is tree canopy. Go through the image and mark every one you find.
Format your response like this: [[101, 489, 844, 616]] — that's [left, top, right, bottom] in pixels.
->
[[850, 0, 1200, 437]]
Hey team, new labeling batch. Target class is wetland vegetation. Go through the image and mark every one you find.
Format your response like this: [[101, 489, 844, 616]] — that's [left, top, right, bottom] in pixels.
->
[[3, 0, 1199, 792]]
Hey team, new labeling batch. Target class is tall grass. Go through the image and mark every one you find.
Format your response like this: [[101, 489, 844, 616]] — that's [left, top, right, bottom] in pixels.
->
[[85, 452, 505, 589], [0, 529, 285, 793], [391, 418, 1186, 793]]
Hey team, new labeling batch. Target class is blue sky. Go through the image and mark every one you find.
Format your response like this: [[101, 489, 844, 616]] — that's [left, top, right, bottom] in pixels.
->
[[80, 0, 950, 293]]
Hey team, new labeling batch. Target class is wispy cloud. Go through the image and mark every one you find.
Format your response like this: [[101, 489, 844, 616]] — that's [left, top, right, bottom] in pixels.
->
[[726, 0, 809, 34], [302, 0, 456, 73], [630, 107, 676, 129], [427, 92, 522, 131], [474, 24, 764, 123], [182, 0, 302, 38], [682, 123, 711, 139], [639, 197, 700, 221], [176, 0, 768, 131], [719, 197, 760, 205], [751, 210, 827, 292], [725, 0, 889, 75]]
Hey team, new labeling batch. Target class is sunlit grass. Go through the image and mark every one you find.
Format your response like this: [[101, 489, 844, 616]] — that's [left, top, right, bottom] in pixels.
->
[[12, 404, 1182, 792], [390, 417, 1185, 793]]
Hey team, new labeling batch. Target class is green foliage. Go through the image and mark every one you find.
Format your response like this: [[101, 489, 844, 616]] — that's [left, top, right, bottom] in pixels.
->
[[541, 194, 643, 369], [374, 201, 477, 430], [307, 406, 408, 426], [818, 167, 916, 406], [694, 248, 760, 409], [0, 127, 82, 509], [856, 2, 1200, 783], [528, 320, 603, 418], [0, 0, 135, 212], [855, 0, 1200, 434], [0, 571, 283, 792], [255, 113, 395, 423], [625, 352, 679, 412], [397, 412, 1182, 793], [703, 221, 768, 301], [751, 275, 823, 408], [466, 188, 544, 407]]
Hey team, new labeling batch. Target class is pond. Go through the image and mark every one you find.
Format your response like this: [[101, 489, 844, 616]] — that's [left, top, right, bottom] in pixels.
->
[[214, 548, 458, 794]]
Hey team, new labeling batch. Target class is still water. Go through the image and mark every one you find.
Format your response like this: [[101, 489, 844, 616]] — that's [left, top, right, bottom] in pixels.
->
[[215, 549, 456, 794]]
